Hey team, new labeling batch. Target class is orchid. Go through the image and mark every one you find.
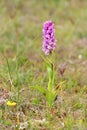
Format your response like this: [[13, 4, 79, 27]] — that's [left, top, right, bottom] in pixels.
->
[[33, 21, 64, 107], [42, 21, 56, 55]]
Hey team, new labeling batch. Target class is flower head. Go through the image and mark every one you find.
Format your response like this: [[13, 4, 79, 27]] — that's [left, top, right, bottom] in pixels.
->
[[7, 100, 16, 107], [42, 21, 56, 55]]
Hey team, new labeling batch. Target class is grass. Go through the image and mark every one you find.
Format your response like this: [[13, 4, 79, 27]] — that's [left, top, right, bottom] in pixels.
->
[[0, 0, 87, 129]]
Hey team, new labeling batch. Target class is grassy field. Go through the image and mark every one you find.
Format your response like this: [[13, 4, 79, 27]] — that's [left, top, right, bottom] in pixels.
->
[[0, 0, 87, 129]]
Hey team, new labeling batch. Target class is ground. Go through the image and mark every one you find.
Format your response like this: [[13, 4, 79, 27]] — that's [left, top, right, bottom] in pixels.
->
[[0, 0, 87, 129]]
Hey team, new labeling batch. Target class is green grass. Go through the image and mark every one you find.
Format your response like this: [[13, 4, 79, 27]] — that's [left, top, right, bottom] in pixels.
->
[[0, 0, 87, 129]]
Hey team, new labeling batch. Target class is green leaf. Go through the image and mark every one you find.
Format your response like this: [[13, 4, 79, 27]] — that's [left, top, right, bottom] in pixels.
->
[[47, 63, 54, 91], [31, 86, 46, 94], [46, 91, 56, 107], [41, 55, 51, 66], [0, 110, 2, 119], [41, 55, 54, 91]]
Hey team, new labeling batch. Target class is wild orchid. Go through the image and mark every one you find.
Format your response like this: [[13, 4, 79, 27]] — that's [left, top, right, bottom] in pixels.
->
[[42, 21, 56, 55], [33, 21, 64, 107]]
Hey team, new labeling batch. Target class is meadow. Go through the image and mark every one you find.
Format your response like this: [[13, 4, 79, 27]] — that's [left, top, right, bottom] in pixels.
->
[[0, 0, 87, 129]]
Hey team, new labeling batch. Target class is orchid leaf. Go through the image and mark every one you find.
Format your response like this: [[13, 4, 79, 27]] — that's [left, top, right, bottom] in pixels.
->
[[55, 80, 66, 94], [46, 91, 56, 107], [31, 86, 46, 94]]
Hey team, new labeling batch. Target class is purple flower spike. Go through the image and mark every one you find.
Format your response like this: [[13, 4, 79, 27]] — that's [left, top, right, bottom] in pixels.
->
[[42, 21, 56, 55]]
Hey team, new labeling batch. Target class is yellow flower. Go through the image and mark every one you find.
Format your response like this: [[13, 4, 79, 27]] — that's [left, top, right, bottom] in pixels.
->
[[7, 101, 17, 106]]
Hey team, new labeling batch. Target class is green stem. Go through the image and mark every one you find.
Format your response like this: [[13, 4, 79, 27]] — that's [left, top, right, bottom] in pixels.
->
[[16, 56, 19, 105], [16, 44, 20, 111], [6, 58, 14, 91], [47, 53, 54, 92], [48, 62, 54, 91]]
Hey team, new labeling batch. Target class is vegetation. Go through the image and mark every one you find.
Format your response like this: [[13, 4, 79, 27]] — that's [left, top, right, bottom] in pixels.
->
[[0, 0, 87, 129]]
